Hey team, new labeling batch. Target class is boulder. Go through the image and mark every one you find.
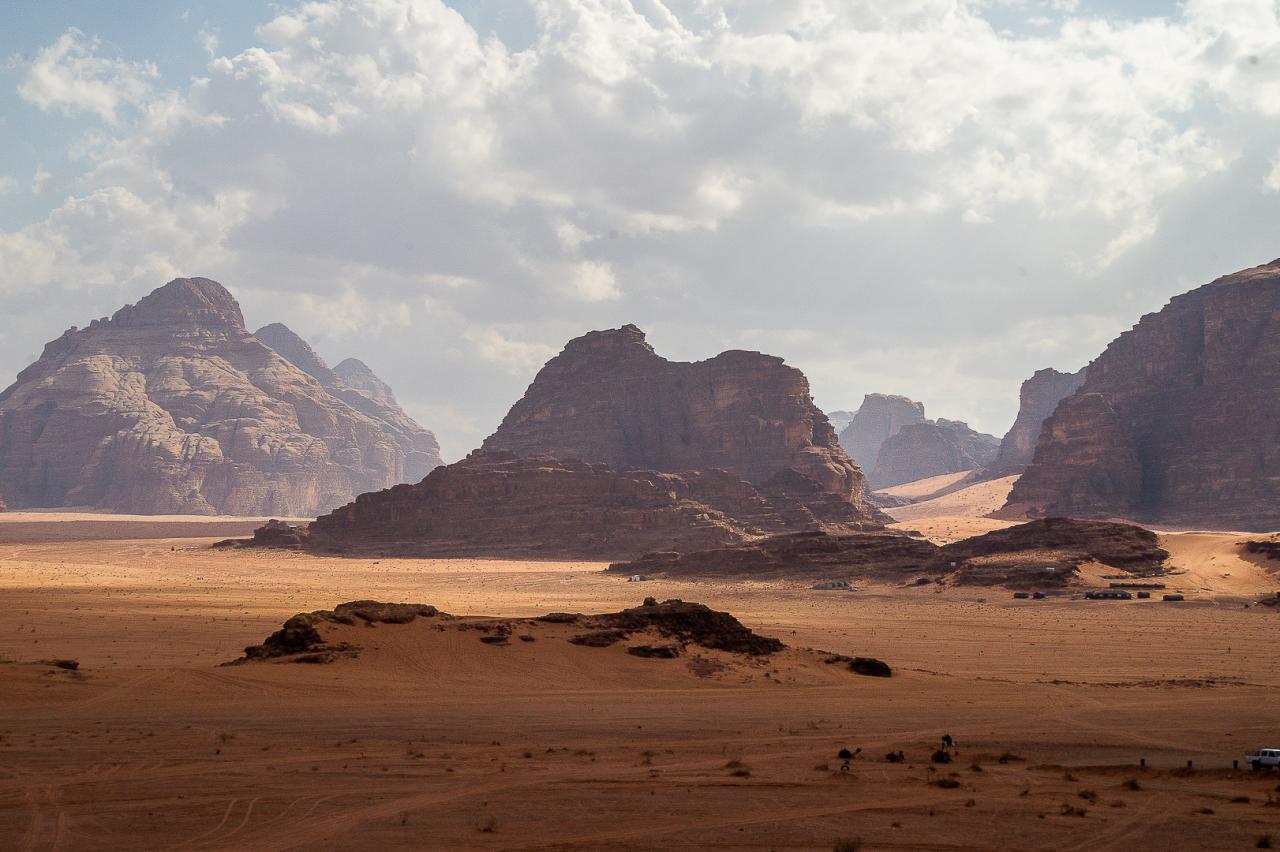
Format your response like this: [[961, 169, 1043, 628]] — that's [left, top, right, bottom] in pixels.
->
[[0, 278, 438, 516], [1000, 258, 1280, 530]]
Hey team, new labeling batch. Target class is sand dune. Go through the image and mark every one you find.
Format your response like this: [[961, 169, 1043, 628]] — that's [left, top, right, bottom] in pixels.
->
[[877, 469, 976, 501]]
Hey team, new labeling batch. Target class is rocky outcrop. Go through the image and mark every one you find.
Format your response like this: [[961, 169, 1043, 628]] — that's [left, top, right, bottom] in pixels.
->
[[480, 325, 880, 524], [837, 394, 926, 471], [608, 530, 940, 581], [934, 518, 1167, 587], [869, 419, 999, 489], [255, 323, 442, 480], [302, 451, 880, 559], [938, 518, 1168, 571], [232, 598, 790, 664], [987, 368, 1085, 477], [1001, 259, 1280, 530], [0, 278, 438, 515]]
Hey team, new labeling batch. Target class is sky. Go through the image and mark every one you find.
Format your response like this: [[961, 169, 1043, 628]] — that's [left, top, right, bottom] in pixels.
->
[[2, 0, 1280, 461]]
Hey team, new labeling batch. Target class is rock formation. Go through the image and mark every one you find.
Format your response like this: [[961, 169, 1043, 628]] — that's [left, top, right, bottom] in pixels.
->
[[0, 278, 438, 515], [1001, 259, 1280, 530], [255, 323, 442, 480], [608, 530, 940, 581], [302, 450, 879, 559], [937, 518, 1168, 573], [232, 598, 793, 664], [480, 324, 881, 523], [837, 394, 927, 471], [869, 419, 999, 489], [986, 368, 1085, 477]]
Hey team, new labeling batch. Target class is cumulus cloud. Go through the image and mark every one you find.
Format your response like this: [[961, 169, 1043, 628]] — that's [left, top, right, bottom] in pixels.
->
[[4, 0, 1280, 455], [16, 28, 157, 124]]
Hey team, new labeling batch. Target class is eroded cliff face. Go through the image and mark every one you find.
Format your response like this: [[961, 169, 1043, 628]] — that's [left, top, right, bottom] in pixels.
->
[[0, 278, 435, 516], [869, 419, 999, 489], [987, 367, 1086, 477], [480, 325, 879, 522], [1001, 259, 1280, 530], [837, 394, 927, 471], [254, 324, 442, 480]]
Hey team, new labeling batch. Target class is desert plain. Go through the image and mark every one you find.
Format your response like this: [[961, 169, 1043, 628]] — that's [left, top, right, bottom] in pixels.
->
[[1, 508, 1278, 852]]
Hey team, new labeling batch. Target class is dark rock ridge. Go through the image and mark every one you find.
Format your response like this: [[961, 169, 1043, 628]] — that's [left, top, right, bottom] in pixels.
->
[[837, 394, 926, 471], [986, 368, 1085, 478], [936, 518, 1168, 587], [1001, 259, 1280, 530], [238, 601, 442, 662], [609, 530, 939, 581], [232, 598, 791, 663], [550, 599, 785, 656], [480, 324, 880, 523], [0, 278, 439, 515], [255, 323, 442, 481], [608, 517, 1167, 589], [870, 419, 999, 489], [301, 451, 882, 559]]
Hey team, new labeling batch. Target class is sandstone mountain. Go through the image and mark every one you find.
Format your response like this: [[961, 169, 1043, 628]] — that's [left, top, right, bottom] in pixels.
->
[[837, 394, 926, 471], [254, 323, 441, 481], [869, 419, 999, 489], [0, 278, 438, 516], [291, 325, 886, 558], [333, 358, 397, 408], [986, 367, 1085, 478], [480, 324, 879, 521], [1000, 259, 1280, 530], [305, 451, 878, 559]]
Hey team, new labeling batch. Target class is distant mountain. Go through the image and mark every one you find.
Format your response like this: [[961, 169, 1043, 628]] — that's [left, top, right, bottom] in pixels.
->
[[826, 409, 857, 435], [869, 419, 999, 490], [1001, 258, 1280, 530], [986, 367, 1085, 478], [0, 278, 438, 515], [254, 323, 441, 479], [837, 394, 927, 471]]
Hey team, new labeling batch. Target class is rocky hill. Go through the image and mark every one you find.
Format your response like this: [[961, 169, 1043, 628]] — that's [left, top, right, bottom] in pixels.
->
[[481, 324, 879, 522], [303, 451, 880, 559], [986, 368, 1085, 478], [1000, 259, 1280, 530], [837, 394, 926, 471], [869, 419, 999, 489], [254, 323, 441, 480], [0, 278, 437, 515]]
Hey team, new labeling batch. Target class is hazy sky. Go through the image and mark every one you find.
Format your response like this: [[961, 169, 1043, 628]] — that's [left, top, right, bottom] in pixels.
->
[[3, 0, 1280, 460]]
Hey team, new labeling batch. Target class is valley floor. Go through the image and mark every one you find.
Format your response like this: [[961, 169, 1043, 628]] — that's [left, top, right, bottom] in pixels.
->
[[1, 515, 1278, 850]]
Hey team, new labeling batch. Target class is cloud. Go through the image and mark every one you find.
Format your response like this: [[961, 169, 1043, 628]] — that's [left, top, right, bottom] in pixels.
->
[[4, 0, 1280, 456], [16, 28, 157, 124]]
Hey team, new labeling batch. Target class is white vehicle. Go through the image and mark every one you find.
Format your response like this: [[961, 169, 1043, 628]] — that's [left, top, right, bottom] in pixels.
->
[[1246, 748, 1280, 770]]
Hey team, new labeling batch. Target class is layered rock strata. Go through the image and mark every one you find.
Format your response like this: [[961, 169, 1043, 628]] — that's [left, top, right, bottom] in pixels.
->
[[1001, 259, 1280, 530]]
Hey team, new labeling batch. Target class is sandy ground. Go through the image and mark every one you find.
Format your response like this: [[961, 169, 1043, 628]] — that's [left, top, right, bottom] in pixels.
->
[[2, 518, 1279, 850], [876, 470, 975, 502], [886, 475, 1021, 543]]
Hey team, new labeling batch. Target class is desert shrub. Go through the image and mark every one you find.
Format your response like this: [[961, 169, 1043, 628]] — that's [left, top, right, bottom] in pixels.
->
[[1257, 835, 1273, 849], [832, 840, 862, 852], [1121, 778, 1142, 791], [934, 778, 960, 789]]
